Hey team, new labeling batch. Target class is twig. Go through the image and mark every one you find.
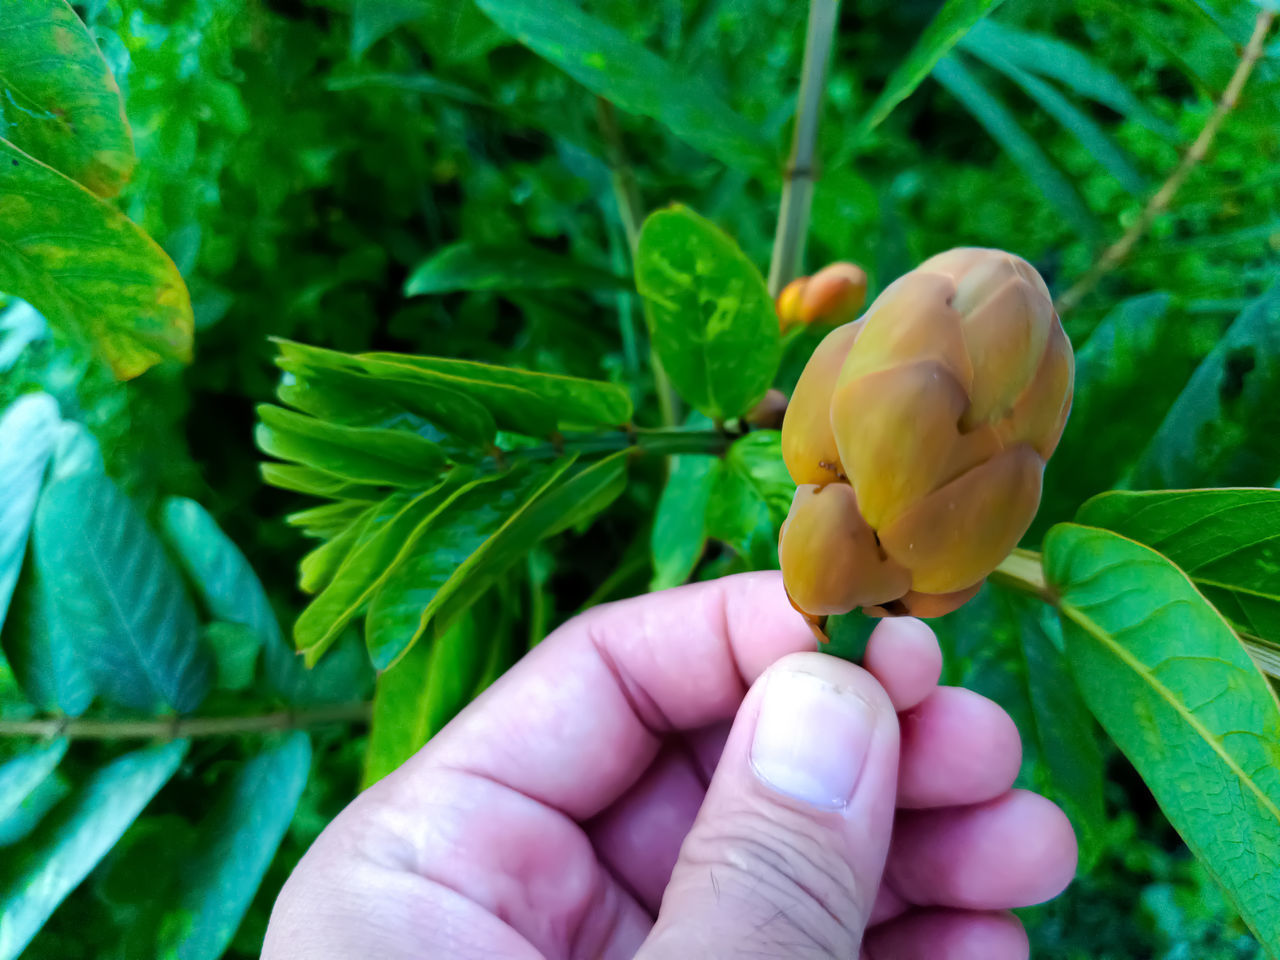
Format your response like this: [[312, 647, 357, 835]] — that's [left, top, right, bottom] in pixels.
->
[[1055, 9, 1275, 314], [595, 96, 679, 427], [767, 0, 842, 297], [0, 702, 371, 740]]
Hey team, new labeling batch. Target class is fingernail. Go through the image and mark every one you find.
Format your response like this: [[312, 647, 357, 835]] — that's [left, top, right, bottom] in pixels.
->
[[749, 669, 876, 809]]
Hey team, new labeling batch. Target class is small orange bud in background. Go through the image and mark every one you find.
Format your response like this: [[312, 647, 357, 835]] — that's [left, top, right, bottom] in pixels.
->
[[776, 262, 868, 333], [778, 248, 1073, 629]]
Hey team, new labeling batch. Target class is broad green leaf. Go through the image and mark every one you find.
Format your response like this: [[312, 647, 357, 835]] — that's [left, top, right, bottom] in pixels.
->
[[725, 431, 793, 525], [635, 206, 780, 421], [959, 19, 1178, 139], [0, 772, 68, 848], [405, 241, 630, 296], [157, 734, 311, 960], [350, 0, 424, 58], [969, 53, 1146, 195], [1133, 280, 1280, 489], [275, 339, 497, 446], [294, 474, 487, 663], [650, 455, 720, 590], [1044, 523, 1280, 951], [33, 472, 211, 713], [0, 140, 192, 379], [0, 740, 66, 826], [200, 623, 259, 692], [357, 352, 632, 432], [0, 740, 187, 960], [473, 0, 772, 176], [259, 463, 383, 501], [286, 499, 379, 540], [298, 505, 378, 596], [48, 420, 103, 481], [1006, 591, 1106, 868], [256, 404, 448, 488], [0, 0, 135, 196], [1076, 488, 1280, 650], [0, 393, 59, 627], [853, 0, 1006, 142], [0, 562, 94, 716], [158, 497, 282, 652], [364, 458, 576, 667], [705, 463, 777, 570], [932, 56, 1097, 239], [363, 612, 485, 787]]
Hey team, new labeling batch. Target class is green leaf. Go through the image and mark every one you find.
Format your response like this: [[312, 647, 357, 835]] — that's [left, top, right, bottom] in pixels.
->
[[0, 772, 68, 848], [350, 0, 424, 58], [649, 455, 720, 590], [1076, 488, 1280, 650], [1133, 280, 1280, 489], [0, 740, 67, 826], [259, 463, 382, 501], [294, 474, 487, 664], [932, 56, 1097, 239], [33, 472, 212, 713], [363, 612, 486, 787], [705, 462, 777, 570], [1044, 522, 1280, 952], [298, 505, 378, 596], [405, 241, 630, 296], [0, 393, 59, 628], [635, 205, 780, 421], [1005, 590, 1106, 869], [725, 431, 793, 526], [286, 500, 379, 540], [256, 404, 448, 488], [199, 623, 260, 693], [157, 734, 310, 960], [0, 140, 192, 379], [959, 19, 1178, 140], [0, 562, 94, 716], [473, 0, 772, 176], [0, 740, 187, 960], [159, 497, 282, 651], [853, 0, 1007, 143], [0, 0, 136, 196]]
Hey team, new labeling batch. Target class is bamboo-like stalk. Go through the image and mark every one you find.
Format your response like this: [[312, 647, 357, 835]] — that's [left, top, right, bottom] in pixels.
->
[[0, 702, 371, 740], [1054, 9, 1275, 314], [767, 0, 842, 297]]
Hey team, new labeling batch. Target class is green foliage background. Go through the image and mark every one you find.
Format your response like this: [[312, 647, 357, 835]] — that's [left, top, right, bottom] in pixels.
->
[[1, 0, 1279, 956]]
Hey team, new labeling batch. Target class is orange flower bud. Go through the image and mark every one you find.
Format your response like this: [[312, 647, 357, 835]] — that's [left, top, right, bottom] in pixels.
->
[[778, 248, 1073, 625], [775, 262, 868, 333]]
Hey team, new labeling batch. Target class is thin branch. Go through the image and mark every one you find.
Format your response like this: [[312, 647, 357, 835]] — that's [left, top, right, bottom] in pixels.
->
[[0, 702, 371, 740], [1055, 9, 1275, 314], [767, 0, 842, 297]]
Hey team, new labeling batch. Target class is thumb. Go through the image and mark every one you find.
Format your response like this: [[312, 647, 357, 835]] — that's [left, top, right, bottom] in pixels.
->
[[637, 651, 900, 959]]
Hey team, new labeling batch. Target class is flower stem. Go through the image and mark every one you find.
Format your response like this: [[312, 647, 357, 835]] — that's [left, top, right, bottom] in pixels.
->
[[0, 702, 371, 741]]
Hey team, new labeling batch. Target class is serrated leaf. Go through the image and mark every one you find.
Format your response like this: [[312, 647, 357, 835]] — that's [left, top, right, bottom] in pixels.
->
[[933, 55, 1097, 239], [1077, 488, 1280, 652], [0, 393, 59, 628], [405, 241, 630, 296], [295, 474, 488, 663], [650, 455, 720, 591], [0, 740, 187, 960], [0, 740, 66, 826], [1133, 279, 1280, 489], [636, 205, 780, 421], [33, 472, 211, 713], [0, 0, 136, 196], [0, 140, 192, 379], [853, 0, 1007, 143], [473, 0, 772, 176], [357, 352, 633, 433], [157, 734, 310, 960], [1044, 522, 1280, 953], [256, 404, 448, 488], [959, 19, 1178, 140], [363, 612, 485, 787]]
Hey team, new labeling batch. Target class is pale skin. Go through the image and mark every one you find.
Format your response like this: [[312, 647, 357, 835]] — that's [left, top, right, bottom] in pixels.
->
[[263, 571, 1077, 959]]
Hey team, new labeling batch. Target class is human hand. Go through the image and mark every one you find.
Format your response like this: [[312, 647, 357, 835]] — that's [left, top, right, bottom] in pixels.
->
[[262, 572, 1076, 959]]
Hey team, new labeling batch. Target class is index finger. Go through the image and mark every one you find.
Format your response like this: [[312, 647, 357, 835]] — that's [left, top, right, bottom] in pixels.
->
[[408, 571, 814, 820]]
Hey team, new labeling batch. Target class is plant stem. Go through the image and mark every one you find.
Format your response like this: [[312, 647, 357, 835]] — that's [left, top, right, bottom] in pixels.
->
[[595, 96, 679, 427], [1054, 9, 1275, 314], [991, 548, 1053, 602], [504, 426, 731, 466], [0, 702, 371, 741], [767, 0, 841, 297]]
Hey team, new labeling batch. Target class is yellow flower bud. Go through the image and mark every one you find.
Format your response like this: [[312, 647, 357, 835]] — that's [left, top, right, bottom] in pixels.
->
[[775, 262, 868, 333], [778, 247, 1073, 624]]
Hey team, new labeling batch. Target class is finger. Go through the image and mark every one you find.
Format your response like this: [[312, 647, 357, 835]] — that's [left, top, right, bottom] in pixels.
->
[[864, 909, 1029, 960], [589, 744, 705, 911], [419, 572, 814, 820], [887, 789, 1077, 910], [897, 687, 1022, 808], [638, 652, 899, 959], [862, 617, 942, 712]]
